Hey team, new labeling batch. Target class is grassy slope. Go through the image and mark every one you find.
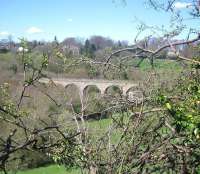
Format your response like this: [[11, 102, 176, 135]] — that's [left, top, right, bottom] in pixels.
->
[[0, 165, 81, 174]]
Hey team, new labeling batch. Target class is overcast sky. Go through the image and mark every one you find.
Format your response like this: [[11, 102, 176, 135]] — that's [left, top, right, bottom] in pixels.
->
[[0, 0, 198, 43]]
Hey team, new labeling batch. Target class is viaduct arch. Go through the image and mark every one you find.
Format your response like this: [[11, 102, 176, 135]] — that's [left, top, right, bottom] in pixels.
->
[[39, 78, 141, 99]]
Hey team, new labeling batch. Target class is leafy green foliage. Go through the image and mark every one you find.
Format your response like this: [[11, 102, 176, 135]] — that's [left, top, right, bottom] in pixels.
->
[[156, 58, 200, 137], [0, 83, 21, 117], [86, 64, 99, 78]]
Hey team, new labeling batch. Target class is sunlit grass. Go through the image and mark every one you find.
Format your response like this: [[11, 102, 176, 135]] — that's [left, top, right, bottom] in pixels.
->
[[0, 165, 81, 174], [129, 58, 183, 71]]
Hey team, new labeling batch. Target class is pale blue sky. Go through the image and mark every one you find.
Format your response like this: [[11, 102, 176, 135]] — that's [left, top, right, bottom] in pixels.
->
[[0, 0, 198, 43]]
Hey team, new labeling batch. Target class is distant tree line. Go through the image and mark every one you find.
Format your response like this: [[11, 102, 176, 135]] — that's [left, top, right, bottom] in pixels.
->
[[1, 35, 199, 60]]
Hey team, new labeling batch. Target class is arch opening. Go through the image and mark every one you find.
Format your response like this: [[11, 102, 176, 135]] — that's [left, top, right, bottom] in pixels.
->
[[126, 86, 143, 102], [83, 85, 101, 98], [65, 83, 81, 113], [65, 83, 80, 100], [82, 85, 103, 114], [104, 85, 122, 97]]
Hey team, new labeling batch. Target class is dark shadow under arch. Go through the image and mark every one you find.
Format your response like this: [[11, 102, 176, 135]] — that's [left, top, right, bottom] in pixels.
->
[[104, 85, 122, 96], [83, 85, 101, 97], [65, 83, 80, 99]]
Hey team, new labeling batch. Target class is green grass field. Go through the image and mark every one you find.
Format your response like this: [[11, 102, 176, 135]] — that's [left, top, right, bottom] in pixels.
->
[[125, 58, 183, 71], [0, 165, 81, 174]]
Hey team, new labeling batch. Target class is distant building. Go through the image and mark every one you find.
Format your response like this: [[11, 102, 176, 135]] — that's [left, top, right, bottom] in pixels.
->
[[0, 41, 9, 53], [62, 45, 80, 56]]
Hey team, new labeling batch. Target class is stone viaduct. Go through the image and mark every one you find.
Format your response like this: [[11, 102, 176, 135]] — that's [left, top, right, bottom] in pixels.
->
[[39, 78, 140, 99]]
